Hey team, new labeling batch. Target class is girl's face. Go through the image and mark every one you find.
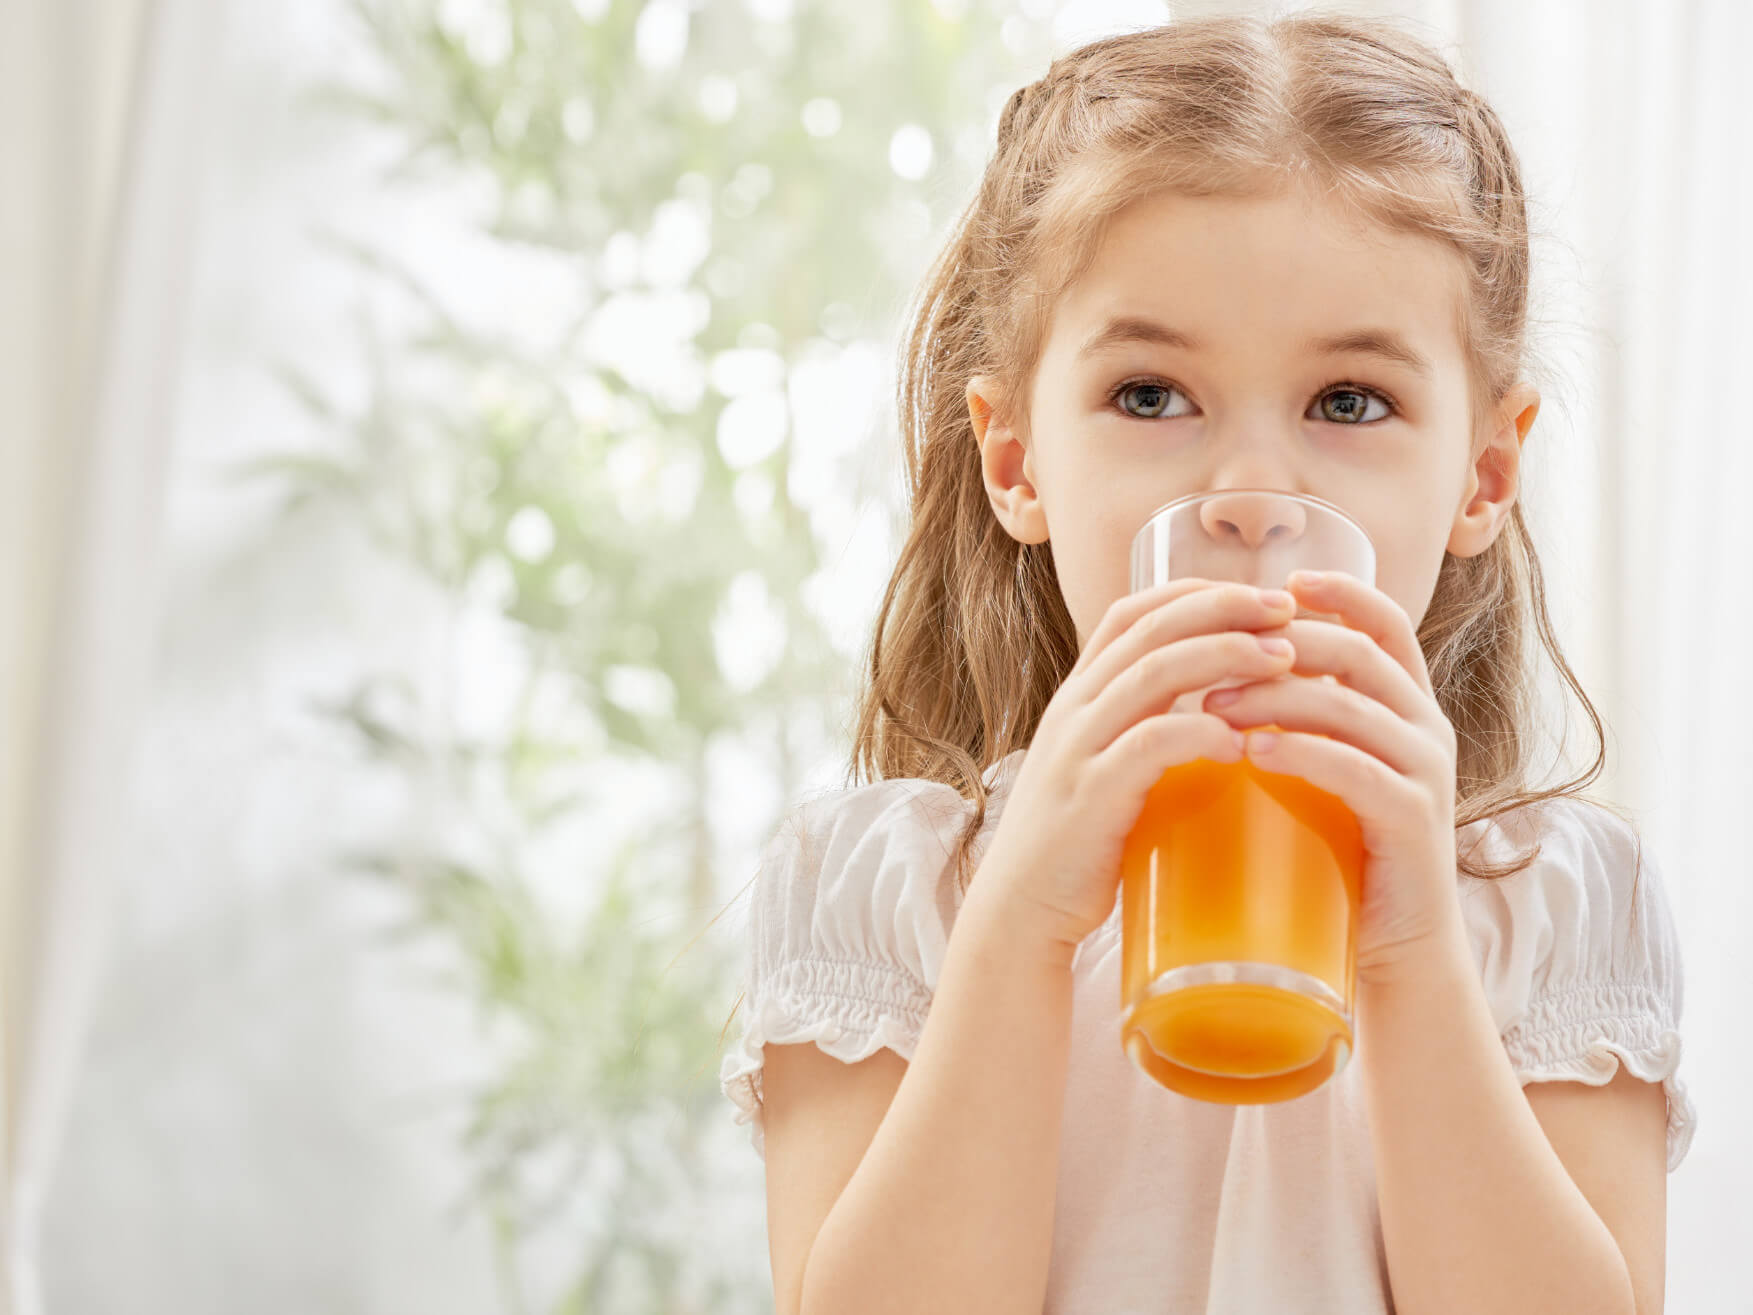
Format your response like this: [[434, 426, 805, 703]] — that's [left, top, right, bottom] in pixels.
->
[[966, 185, 1540, 653]]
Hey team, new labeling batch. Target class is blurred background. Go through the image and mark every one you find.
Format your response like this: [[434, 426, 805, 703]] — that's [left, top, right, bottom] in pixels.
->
[[2, 0, 1747, 1311]]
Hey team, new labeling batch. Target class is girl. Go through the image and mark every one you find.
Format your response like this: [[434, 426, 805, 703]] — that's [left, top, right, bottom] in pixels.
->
[[719, 12, 1693, 1315]]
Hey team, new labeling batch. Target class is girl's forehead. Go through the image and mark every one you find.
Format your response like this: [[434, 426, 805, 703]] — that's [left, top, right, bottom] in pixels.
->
[[1091, 188, 1448, 282], [1052, 190, 1466, 362]]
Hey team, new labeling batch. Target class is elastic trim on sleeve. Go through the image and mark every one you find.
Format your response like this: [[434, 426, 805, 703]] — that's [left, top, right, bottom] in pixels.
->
[[719, 955, 931, 1161], [1502, 978, 1696, 1172]]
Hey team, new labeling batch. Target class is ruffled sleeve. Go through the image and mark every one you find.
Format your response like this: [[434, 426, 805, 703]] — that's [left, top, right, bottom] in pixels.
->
[[718, 773, 984, 1160], [1458, 795, 1696, 1171]]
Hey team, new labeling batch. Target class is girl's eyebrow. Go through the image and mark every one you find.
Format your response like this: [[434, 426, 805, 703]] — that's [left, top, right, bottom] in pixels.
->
[[1312, 328, 1434, 379], [1076, 315, 1434, 379]]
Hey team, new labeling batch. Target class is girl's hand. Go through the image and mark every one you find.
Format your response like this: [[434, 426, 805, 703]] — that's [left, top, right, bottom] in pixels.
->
[[973, 578, 1300, 955], [1200, 569, 1463, 986]]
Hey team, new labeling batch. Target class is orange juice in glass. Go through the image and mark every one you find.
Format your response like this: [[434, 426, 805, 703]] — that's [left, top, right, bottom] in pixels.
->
[[1119, 489, 1375, 1104]]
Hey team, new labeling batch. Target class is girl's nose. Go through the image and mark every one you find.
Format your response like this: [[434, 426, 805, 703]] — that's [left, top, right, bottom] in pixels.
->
[[1198, 488, 1309, 550]]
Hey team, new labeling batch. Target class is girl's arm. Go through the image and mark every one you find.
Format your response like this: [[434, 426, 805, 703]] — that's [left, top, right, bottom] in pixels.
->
[[1359, 915, 1641, 1315], [795, 870, 1077, 1315]]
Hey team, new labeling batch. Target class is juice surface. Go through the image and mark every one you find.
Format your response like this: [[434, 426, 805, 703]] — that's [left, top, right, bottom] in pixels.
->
[[1119, 732, 1363, 1103]]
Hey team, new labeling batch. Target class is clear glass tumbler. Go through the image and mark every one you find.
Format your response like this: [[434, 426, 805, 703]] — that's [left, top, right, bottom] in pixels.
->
[[1119, 489, 1376, 1104]]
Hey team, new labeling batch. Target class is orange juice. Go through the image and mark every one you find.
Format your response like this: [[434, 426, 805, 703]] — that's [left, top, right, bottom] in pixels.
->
[[1119, 722, 1363, 1104]]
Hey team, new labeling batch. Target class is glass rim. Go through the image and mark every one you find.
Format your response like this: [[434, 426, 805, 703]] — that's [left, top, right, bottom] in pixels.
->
[[1133, 488, 1369, 543]]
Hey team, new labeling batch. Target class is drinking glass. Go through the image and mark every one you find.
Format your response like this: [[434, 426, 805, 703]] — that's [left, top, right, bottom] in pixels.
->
[[1119, 489, 1376, 1104]]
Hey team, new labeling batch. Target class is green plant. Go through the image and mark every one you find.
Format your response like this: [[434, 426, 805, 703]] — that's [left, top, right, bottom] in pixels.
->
[[230, 0, 1047, 1307]]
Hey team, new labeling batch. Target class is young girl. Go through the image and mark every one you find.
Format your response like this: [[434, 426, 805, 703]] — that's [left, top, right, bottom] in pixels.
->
[[719, 13, 1693, 1315]]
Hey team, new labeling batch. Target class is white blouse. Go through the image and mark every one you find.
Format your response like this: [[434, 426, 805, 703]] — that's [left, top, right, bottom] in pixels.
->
[[720, 748, 1695, 1314]]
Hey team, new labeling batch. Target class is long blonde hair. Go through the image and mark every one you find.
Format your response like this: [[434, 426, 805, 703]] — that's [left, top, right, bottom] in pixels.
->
[[850, 10, 1641, 900], [709, 11, 1644, 1069]]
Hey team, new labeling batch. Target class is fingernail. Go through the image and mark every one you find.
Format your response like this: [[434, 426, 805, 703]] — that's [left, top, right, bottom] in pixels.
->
[[1247, 731, 1280, 754], [1289, 570, 1324, 588], [1257, 637, 1293, 656], [1258, 588, 1294, 608], [1207, 687, 1243, 707]]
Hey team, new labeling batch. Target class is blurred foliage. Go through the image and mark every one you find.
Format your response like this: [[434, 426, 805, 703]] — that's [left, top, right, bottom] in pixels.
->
[[228, 0, 1050, 1309]]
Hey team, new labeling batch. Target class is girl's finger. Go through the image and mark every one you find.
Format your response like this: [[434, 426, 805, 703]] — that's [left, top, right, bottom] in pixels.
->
[[1243, 726, 1425, 817], [1077, 580, 1294, 703], [1288, 570, 1434, 699], [1069, 579, 1206, 680], [1257, 616, 1432, 732], [1082, 627, 1294, 757], [1205, 674, 1432, 778]]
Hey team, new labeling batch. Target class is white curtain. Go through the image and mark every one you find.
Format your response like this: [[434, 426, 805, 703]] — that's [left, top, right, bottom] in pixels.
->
[[0, 1, 225, 1311], [1433, 5, 1752, 1304]]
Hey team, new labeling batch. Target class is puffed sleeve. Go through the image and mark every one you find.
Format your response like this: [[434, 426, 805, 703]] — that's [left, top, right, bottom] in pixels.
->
[[1458, 795, 1696, 1171], [718, 774, 981, 1160]]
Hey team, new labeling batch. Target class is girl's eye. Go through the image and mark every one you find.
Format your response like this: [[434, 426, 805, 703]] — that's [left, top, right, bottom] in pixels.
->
[[1312, 386, 1393, 424], [1112, 380, 1194, 420], [1108, 378, 1398, 424]]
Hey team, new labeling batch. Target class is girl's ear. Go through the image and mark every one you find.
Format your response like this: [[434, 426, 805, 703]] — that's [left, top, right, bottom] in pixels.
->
[[966, 374, 1050, 545], [1447, 381, 1540, 557]]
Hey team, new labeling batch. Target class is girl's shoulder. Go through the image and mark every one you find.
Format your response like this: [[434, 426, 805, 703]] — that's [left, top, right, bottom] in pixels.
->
[[721, 753, 1024, 1159], [1456, 793, 1695, 1171], [1456, 791, 1659, 929], [761, 747, 1028, 906]]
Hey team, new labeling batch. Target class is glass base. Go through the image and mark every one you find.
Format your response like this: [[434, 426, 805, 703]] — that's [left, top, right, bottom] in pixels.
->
[[1120, 961, 1352, 1104]]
